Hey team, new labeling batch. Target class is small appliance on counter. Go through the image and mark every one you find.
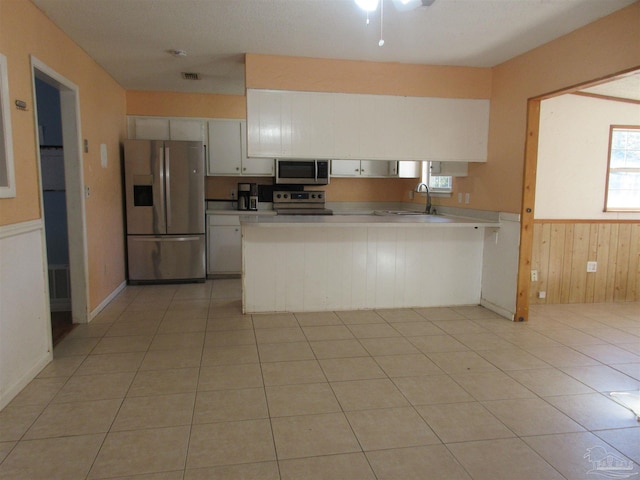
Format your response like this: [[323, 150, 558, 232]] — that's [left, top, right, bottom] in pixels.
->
[[237, 182, 256, 211], [249, 183, 259, 211]]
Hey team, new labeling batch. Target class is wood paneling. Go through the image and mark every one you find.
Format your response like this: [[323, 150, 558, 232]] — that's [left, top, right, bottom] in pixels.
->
[[530, 220, 640, 304]]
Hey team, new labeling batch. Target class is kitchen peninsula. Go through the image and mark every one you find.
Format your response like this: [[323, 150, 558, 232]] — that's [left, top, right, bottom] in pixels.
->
[[241, 214, 500, 314]]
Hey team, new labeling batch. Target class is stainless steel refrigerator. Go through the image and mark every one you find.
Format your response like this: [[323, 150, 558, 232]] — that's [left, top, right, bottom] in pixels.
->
[[124, 139, 205, 283]]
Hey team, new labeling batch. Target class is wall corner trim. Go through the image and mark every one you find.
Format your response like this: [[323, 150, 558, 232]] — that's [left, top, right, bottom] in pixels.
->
[[0, 219, 43, 239], [90, 280, 127, 321]]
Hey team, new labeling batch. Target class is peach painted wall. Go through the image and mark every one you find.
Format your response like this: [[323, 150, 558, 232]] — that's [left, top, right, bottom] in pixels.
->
[[452, 2, 640, 214], [127, 90, 246, 118], [245, 54, 492, 99], [0, 0, 127, 310]]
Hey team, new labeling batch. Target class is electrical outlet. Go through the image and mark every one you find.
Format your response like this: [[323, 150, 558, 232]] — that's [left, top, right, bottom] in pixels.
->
[[531, 270, 538, 282], [409, 190, 414, 200], [457, 193, 463, 203], [230, 189, 236, 199], [464, 193, 470, 204], [587, 261, 597, 272], [538, 291, 546, 299]]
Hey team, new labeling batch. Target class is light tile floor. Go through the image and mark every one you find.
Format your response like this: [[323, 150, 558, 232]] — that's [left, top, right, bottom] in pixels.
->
[[1, 279, 639, 479]]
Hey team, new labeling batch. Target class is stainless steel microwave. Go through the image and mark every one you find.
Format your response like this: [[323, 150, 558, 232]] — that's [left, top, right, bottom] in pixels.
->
[[275, 159, 330, 185]]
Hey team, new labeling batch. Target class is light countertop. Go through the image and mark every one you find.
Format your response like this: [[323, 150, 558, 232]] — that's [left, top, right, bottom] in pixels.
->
[[206, 209, 277, 216], [240, 214, 500, 228]]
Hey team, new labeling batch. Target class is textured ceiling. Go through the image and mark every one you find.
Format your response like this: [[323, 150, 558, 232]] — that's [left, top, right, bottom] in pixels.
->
[[31, 0, 637, 95]]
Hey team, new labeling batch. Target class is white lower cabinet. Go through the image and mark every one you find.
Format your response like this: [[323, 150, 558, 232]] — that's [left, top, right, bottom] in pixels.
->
[[207, 215, 242, 275]]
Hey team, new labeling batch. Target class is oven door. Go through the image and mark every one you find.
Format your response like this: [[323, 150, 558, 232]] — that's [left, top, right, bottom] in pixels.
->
[[275, 159, 329, 185]]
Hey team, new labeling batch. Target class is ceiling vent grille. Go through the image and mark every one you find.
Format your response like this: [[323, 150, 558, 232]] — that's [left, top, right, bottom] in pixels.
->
[[181, 72, 200, 80]]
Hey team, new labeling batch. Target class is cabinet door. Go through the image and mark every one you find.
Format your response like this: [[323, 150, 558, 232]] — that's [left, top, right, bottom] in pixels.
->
[[170, 119, 206, 142], [398, 161, 421, 178], [208, 120, 242, 175], [358, 95, 387, 160], [331, 159, 361, 177], [360, 160, 393, 177], [333, 93, 360, 159], [290, 91, 334, 158], [247, 90, 287, 157], [413, 98, 489, 162], [132, 117, 170, 140], [208, 225, 242, 274], [240, 120, 274, 176]]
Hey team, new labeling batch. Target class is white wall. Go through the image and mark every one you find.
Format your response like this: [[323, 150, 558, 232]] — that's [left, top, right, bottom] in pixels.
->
[[0, 221, 52, 410], [481, 213, 520, 320], [535, 94, 640, 220]]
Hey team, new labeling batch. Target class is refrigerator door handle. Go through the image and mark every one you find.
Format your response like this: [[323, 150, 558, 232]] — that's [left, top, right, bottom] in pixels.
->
[[165, 147, 172, 228], [158, 145, 165, 231], [129, 236, 201, 242]]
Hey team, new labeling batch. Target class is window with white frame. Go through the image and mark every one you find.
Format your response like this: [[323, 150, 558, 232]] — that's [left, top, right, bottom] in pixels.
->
[[421, 162, 453, 193], [605, 126, 640, 211]]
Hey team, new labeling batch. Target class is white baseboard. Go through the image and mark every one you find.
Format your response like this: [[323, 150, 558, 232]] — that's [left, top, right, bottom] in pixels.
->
[[0, 352, 52, 411], [89, 280, 126, 321], [480, 298, 515, 321]]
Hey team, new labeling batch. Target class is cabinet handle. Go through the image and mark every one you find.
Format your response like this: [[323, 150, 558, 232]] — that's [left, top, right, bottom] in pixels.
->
[[236, 167, 240, 171], [355, 168, 359, 172]]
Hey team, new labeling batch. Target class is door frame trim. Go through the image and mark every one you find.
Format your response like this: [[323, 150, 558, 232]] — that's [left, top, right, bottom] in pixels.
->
[[515, 66, 640, 320], [31, 56, 89, 324]]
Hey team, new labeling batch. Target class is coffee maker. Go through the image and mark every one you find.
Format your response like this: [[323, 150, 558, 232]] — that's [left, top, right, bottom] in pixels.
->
[[249, 183, 258, 211], [237, 183, 258, 211], [237, 183, 251, 210]]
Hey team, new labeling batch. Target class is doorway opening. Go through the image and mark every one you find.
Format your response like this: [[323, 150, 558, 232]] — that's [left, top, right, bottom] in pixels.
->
[[516, 67, 640, 321], [36, 78, 72, 344], [32, 58, 89, 343]]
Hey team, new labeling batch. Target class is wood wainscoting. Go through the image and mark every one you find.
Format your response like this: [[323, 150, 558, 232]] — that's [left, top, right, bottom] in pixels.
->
[[530, 220, 640, 304]]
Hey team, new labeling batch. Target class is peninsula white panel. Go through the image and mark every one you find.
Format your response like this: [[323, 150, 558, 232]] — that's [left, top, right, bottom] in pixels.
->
[[242, 224, 484, 313]]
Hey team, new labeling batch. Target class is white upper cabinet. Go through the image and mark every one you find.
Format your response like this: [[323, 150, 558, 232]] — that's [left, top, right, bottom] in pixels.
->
[[208, 119, 273, 176], [129, 117, 170, 140], [247, 90, 287, 157], [169, 119, 207, 142], [128, 117, 206, 142], [331, 159, 398, 177], [208, 119, 242, 175], [413, 97, 489, 162], [247, 89, 490, 163], [333, 93, 360, 159]]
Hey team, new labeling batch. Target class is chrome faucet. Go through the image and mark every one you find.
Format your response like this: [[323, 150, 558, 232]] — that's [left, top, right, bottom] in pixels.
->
[[415, 183, 432, 214]]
